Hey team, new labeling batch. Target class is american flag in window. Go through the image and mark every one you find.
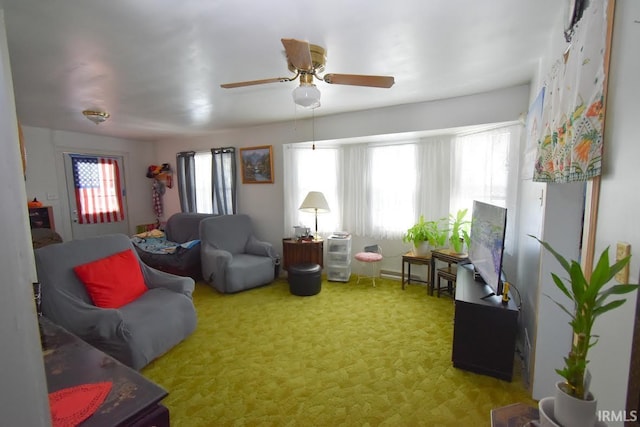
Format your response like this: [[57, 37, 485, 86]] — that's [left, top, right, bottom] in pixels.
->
[[71, 156, 124, 224]]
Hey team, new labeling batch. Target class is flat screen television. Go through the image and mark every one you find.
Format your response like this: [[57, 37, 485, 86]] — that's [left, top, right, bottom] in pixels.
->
[[468, 200, 507, 297]]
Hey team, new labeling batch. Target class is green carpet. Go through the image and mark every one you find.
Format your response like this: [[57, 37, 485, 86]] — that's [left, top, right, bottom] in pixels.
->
[[142, 277, 534, 426]]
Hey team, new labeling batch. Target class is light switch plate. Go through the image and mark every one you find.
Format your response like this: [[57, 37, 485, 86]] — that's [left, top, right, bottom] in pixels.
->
[[615, 242, 631, 283]]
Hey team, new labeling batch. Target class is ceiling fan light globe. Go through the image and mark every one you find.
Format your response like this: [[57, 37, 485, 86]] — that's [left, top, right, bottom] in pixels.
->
[[292, 84, 321, 109]]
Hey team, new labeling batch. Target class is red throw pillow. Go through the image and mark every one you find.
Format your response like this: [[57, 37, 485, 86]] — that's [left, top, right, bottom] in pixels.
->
[[73, 249, 148, 309]]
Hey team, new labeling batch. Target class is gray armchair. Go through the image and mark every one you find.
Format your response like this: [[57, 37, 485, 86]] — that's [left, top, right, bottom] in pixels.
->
[[200, 214, 279, 293], [34, 233, 197, 370], [134, 212, 216, 280]]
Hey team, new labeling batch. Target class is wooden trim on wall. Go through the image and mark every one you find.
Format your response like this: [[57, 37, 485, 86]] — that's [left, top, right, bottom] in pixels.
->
[[581, 0, 615, 277]]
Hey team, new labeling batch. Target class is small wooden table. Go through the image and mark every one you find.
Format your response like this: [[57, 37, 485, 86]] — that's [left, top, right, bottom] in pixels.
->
[[401, 252, 432, 290], [490, 402, 539, 427], [430, 249, 469, 296], [282, 238, 324, 271]]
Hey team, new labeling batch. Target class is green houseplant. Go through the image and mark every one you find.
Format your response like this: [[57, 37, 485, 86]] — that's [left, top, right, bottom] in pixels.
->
[[448, 209, 471, 254], [532, 236, 638, 427], [403, 215, 447, 254]]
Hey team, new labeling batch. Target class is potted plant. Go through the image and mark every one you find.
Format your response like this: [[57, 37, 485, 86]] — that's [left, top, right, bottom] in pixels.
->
[[532, 236, 639, 427], [403, 215, 447, 256], [447, 209, 471, 254]]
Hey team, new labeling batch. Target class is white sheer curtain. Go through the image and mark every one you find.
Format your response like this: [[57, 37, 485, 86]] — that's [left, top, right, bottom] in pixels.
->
[[415, 136, 453, 223], [283, 145, 340, 238], [339, 143, 418, 239], [450, 124, 522, 253], [368, 144, 416, 238], [339, 145, 368, 235]]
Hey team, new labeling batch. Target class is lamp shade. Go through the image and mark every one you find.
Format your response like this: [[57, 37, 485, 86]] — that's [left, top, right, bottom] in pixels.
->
[[299, 191, 330, 213], [292, 84, 321, 109]]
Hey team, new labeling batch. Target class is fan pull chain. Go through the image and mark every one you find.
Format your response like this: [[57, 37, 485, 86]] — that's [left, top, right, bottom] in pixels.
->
[[312, 109, 315, 150]]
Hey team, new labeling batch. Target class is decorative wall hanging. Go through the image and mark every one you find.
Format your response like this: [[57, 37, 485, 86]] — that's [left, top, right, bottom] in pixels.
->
[[240, 145, 274, 184], [146, 163, 172, 219], [533, 0, 608, 183], [522, 88, 545, 179]]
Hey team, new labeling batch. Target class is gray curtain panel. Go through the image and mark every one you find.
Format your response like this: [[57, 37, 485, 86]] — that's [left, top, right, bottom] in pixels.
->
[[211, 147, 237, 215], [176, 151, 196, 213]]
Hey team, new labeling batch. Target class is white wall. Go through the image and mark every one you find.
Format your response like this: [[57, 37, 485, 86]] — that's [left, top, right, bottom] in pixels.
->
[[515, 2, 589, 400], [155, 84, 531, 273], [23, 126, 158, 242], [588, 0, 640, 421], [0, 9, 51, 425]]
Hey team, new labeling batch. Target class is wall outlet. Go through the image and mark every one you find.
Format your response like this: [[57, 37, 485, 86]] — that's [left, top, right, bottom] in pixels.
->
[[46, 192, 58, 200], [615, 242, 631, 283]]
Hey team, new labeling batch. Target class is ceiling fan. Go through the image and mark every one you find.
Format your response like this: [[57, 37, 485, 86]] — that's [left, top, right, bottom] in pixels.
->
[[220, 38, 395, 109]]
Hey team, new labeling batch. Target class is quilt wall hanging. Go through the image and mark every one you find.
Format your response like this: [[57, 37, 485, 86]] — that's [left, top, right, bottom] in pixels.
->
[[533, 0, 608, 183]]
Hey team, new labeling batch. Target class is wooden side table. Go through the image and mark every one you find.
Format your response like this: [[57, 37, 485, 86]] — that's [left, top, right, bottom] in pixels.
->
[[401, 252, 431, 290], [490, 402, 539, 427], [430, 249, 468, 296], [282, 238, 323, 271]]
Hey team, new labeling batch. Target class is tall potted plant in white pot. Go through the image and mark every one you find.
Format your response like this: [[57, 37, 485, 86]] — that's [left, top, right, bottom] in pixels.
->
[[448, 209, 471, 254], [532, 236, 638, 427]]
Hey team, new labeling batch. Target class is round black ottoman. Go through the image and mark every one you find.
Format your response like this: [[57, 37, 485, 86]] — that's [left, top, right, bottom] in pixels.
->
[[288, 263, 322, 296]]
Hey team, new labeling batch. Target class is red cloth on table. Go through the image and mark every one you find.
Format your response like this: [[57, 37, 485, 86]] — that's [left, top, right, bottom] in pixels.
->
[[48, 381, 112, 427]]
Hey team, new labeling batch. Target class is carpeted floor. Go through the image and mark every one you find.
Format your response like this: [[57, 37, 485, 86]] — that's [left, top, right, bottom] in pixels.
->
[[142, 277, 535, 426]]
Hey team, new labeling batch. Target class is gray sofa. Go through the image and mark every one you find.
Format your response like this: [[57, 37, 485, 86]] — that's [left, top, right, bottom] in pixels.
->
[[34, 233, 197, 370], [200, 214, 280, 293], [135, 212, 216, 280]]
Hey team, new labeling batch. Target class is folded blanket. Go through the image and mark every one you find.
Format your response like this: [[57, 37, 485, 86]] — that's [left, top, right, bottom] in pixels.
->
[[131, 236, 200, 254], [133, 229, 165, 239]]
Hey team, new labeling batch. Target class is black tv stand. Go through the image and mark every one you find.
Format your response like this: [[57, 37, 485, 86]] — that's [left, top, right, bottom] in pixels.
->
[[452, 264, 518, 381], [480, 292, 495, 300]]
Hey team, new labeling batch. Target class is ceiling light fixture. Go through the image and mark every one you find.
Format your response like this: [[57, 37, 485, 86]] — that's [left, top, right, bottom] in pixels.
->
[[82, 110, 110, 125], [292, 73, 321, 109], [292, 83, 321, 109]]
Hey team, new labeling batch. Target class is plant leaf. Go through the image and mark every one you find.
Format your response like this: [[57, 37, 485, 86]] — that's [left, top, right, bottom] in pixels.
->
[[530, 236, 571, 274], [568, 261, 587, 303], [595, 284, 640, 307], [551, 273, 573, 301], [589, 246, 612, 290], [593, 299, 627, 318], [544, 294, 575, 320]]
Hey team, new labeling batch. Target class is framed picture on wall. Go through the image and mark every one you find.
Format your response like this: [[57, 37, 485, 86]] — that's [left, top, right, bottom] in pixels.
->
[[240, 145, 274, 184]]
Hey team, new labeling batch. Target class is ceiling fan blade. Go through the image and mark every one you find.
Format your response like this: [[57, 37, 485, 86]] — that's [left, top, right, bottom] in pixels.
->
[[220, 77, 292, 89], [322, 73, 395, 88], [281, 38, 313, 71]]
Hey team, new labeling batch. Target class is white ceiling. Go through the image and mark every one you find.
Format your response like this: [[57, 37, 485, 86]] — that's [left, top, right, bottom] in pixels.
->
[[1, 0, 559, 141]]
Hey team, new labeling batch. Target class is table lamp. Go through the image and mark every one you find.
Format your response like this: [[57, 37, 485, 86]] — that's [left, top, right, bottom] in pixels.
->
[[299, 191, 330, 241]]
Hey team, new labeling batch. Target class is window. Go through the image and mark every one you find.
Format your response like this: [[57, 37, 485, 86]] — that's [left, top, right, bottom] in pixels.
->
[[369, 144, 416, 237], [194, 152, 213, 213], [283, 146, 340, 235], [71, 155, 124, 224], [176, 148, 237, 215], [450, 126, 521, 252], [284, 124, 520, 242]]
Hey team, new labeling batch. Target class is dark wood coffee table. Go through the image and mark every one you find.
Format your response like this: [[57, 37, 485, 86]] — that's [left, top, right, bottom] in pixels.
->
[[40, 316, 170, 426]]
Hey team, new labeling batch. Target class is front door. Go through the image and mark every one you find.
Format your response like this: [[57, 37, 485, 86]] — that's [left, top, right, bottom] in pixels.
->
[[64, 153, 129, 239]]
